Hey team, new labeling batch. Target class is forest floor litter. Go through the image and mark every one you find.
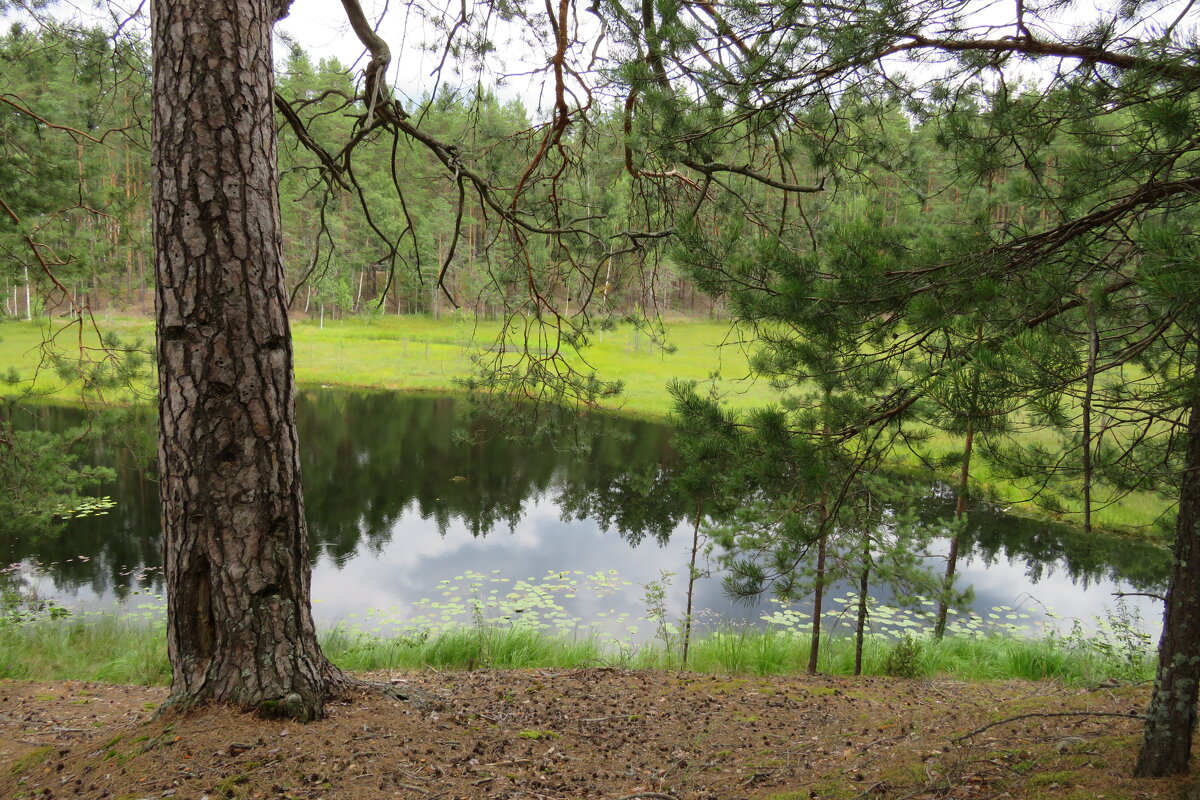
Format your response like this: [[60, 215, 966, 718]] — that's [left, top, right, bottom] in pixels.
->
[[0, 669, 1187, 800]]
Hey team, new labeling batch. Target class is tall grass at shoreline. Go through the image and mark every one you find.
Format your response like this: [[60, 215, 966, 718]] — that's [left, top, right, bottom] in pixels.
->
[[0, 615, 171, 686], [0, 568, 1159, 688], [0, 614, 1154, 688]]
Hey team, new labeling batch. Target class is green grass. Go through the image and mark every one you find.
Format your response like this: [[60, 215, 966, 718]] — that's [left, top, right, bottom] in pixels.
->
[[0, 614, 1154, 688], [648, 627, 1153, 685], [0, 614, 170, 685], [286, 313, 774, 416], [0, 313, 773, 416], [894, 422, 1171, 534], [0, 316, 156, 400], [320, 625, 612, 672]]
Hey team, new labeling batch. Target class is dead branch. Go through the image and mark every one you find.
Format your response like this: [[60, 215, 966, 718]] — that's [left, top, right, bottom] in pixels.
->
[[0, 95, 107, 145], [952, 711, 1145, 744], [1112, 591, 1166, 602]]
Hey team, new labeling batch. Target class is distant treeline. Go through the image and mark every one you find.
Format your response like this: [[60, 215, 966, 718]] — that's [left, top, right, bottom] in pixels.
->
[[0, 26, 725, 321]]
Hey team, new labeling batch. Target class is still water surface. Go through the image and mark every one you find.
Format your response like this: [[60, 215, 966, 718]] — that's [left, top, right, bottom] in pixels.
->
[[5, 391, 1171, 642]]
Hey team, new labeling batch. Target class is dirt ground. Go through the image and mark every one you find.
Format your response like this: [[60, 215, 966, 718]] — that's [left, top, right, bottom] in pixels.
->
[[0, 669, 1189, 800]]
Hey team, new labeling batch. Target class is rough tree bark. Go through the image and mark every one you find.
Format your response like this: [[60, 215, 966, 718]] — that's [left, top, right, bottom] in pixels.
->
[[152, 0, 346, 720], [1135, 348, 1200, 777]]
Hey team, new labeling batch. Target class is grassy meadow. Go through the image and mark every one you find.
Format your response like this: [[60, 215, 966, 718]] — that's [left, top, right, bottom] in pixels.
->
[[0, 312, 1171, 532], [0, 313, 775, 414]]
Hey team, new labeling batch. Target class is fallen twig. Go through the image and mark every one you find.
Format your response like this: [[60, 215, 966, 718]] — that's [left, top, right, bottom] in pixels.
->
[[953, 711, 1145, 743], [849, 782, 886, 800]]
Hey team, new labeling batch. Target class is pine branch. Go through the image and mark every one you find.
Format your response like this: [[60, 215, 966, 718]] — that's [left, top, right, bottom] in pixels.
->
[[898, 35, 1200, 84]]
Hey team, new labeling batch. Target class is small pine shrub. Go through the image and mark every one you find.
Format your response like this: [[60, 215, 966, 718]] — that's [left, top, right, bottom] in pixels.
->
[[883, 635, 923, 678]]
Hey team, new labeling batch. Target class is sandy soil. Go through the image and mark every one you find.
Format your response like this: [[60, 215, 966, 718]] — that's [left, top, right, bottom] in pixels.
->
[[0, 669, 1188, 800]]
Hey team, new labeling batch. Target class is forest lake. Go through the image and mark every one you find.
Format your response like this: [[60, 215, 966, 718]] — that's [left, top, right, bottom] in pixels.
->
[[3, 390, 1171, 649]]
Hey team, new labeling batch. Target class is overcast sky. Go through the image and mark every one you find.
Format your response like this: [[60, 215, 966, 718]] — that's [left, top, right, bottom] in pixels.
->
[[0, 0, 577, 109], [7, 0, 1195, 111], [276, 0, 588, 111]]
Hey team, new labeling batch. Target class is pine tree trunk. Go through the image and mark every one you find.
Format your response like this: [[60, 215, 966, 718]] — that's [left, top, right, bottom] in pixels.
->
[[152, 0, 343, 720], [1082, 300, 1098, 534], [935, 423, 973, 639], [809, 402, 832, 675], [681, 497, 703, 667], [1135, 349, 1200, 776], [808, 493, 828, 675], [854, 549, 869, 676]]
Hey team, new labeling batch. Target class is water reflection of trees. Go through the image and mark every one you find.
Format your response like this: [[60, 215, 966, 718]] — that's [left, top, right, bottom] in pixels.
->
[[917, 495, 1170, 593], [296, 391, 688, 563], [3, 392, 1170, 600], [8, 393, 691, 596], [2, 404, 160, 602]]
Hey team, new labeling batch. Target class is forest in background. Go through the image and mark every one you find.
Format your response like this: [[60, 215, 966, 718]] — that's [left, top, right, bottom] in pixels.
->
[[2, 22, 1098, 326], [0, 25, 723, 321]]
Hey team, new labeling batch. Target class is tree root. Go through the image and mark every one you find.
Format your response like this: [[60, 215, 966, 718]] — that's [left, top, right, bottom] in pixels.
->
[[324, 662, 444, 711], [152, 663, 445, 723], [366, 680, 445, 711]]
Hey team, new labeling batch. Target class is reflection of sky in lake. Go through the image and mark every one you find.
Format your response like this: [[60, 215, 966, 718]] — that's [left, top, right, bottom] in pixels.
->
[[288, 496, 1162, 644], [17, 494, 1164, 646]]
